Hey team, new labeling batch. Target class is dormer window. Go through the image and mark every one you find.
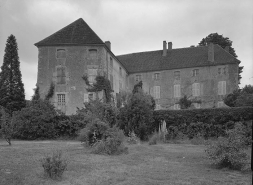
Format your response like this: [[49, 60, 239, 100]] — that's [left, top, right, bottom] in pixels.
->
[[56, 49, 66, 59], [89, 49, 97, 59], [174, 71, 180, 80], [193, 69, 199, 77], [154, 73, 160, 80]]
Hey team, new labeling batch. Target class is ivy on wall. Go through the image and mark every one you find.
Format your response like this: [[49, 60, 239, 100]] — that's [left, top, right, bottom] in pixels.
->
[[82, 75, 113, 103]]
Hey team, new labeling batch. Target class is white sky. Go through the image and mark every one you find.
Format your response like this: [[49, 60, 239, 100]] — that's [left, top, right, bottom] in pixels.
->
[[0, 0, 252, 100]]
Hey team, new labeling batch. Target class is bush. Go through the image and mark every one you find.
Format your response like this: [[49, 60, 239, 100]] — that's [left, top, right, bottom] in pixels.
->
[[149, 132, 158, 145], [78, 118, 109, 146], [205, 122, 249, 170], [12, 100, 58, 140], [55, 114, 87, 138], [118, 84, 155, 141], [41, 151, 68, 179], [91, 126, 128, 155], [126, 131, 139, 144], [0, 107, 13, 145]]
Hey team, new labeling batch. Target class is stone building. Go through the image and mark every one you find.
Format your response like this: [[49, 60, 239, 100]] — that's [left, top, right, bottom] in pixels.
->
[[35, 18, 240, 114]]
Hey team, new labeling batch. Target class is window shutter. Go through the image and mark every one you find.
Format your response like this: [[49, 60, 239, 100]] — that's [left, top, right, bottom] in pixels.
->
[[218, 81, 222, 95], [150, 87, 154, 97], [157, 86, 160, 99], [196, 83, 200, 96], [222, 81, 226, 95], [84, 93, 88, 102], [174, 85, 176, 97]]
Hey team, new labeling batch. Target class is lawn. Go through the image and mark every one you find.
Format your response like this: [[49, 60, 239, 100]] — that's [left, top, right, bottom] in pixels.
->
[[0, 140, 251, 185]]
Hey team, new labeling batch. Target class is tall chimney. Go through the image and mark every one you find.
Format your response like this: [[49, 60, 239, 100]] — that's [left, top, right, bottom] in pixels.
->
[[105, 41, 111, 50], [208, 43, 214, 62], [163, 41, 167, 56], [168, 42, 172, 50]]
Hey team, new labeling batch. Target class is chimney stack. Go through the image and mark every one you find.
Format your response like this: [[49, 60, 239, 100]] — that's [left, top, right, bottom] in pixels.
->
[[208, 43, 214, 62], [163, 41, 167, 56], [105, 41, 111, 50], [168, 42, 172, 50]]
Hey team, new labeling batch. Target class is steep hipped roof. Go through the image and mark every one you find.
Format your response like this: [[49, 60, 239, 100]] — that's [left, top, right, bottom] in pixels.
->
[[116, 45, 240, 74], [35, 18, 104, 46]]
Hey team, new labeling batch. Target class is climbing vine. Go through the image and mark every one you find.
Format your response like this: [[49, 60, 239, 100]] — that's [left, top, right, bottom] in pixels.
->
[[82, 75, 113, 103]]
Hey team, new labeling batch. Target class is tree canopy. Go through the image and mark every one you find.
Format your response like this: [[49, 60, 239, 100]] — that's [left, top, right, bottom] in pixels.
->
[[198, 33, 243, 83], [0, 35, 26, 114], [224, 85, 253, 107]]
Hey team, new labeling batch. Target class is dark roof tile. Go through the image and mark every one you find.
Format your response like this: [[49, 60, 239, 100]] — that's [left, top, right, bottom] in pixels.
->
[[116, 45, 240, 73], [35, 18, 104, 46]]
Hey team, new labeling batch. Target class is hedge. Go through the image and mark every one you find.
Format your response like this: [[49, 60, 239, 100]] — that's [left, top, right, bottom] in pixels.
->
[[154, 107, 253, 129]]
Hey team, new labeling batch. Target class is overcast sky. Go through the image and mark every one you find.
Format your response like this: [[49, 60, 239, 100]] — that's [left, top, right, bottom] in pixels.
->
[[0, 0, 252, 100]]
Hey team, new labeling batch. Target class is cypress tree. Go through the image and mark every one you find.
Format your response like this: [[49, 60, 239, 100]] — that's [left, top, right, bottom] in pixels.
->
[[0, 35, 26, 114]]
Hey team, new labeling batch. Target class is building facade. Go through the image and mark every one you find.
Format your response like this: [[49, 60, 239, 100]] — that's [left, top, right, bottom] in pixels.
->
[[35, 18, 240, 114]]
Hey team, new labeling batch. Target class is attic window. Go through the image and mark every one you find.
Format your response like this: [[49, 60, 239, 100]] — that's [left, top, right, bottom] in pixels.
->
[[56, 49, 66, 58], [89, 49, 97, 59], [174, 71, 180, 80]]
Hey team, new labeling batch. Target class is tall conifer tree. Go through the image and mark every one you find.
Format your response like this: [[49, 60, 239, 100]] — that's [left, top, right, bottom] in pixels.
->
[[0, 35, 26, 114]]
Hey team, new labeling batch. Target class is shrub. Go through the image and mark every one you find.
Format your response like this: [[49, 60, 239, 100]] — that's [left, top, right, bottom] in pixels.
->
[[118, 82, 155, 141], [41, 151, 68, 179], [205, 122, 249, 170], [78, 118, 109, 146], [149, 132, 158, 145], [12, 100, 58, 140], [91, 126, 128, 155], [0, 107, 13, 145], [55, 114, 87, 138], [126, 131, 139, 144]]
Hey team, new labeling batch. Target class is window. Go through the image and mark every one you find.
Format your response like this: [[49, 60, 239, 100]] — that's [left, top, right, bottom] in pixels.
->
[[193, 103, 200, 109], [174, 84, 181, 98], [136, 75, 141, 82], [174, 104, 180, 110], [193, 69, 199, 77], [218, 81, 226, 95], [88, 68, 97, 84], [84, 92, 94, 102], [56, 49, 66, 58], [56, 66, 66, 84], [155, 104, 161, 110], [154, 86, 160, 99], [119, 67, 122, 76], [89, 49, 97, 59], [174, 71, 180, 80], [218, 67, 226, 75], [192, 83, 200, 97], [57, 94, 65, 106], [217, 101, 225, 108], [154, 73, 160, 80]]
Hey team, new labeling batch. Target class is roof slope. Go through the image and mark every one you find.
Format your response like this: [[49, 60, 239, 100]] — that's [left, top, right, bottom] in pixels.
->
[[116, 45, 240, 73], [35, 18, 104, 46]]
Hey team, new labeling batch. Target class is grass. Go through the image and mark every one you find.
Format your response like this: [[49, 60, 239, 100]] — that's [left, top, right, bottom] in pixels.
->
[[0, 139, 251, 185]]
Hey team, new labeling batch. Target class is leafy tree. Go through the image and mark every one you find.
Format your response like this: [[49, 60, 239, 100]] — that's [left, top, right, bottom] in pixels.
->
[[198, 33, 243, 83], [0, 35, 26, 114], [224, 85, 253, 107], [12, 100, 58, 140], [118, 82, 155, 140]]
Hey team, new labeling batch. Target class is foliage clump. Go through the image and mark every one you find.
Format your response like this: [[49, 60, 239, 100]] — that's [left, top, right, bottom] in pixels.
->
[[126, 131, 139, 145], [12, 100, 58, 140], [224, 85, 253, 107], [205, 122, 249, 170], [118, 81, 155, 141], [41, 151, 68, 179]]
